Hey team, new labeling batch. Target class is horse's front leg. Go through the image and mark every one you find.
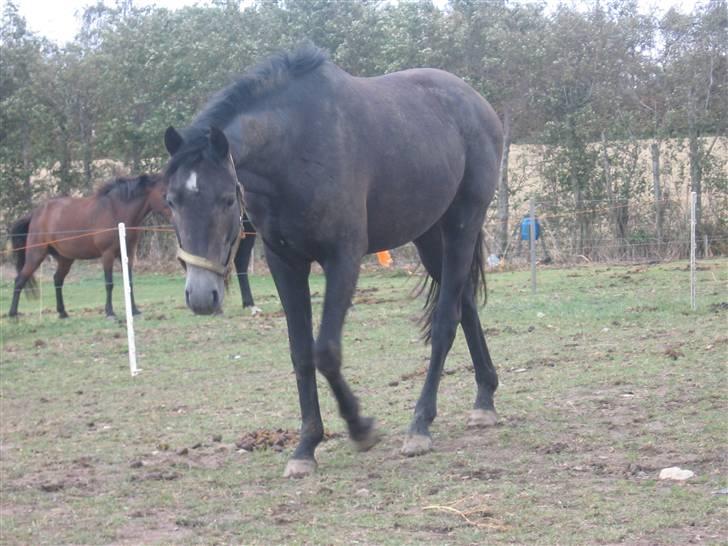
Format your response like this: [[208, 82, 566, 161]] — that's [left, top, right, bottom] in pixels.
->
[[316, 254, 380, 452], [265, 246, 322, 478], [102, 251, 116, 318], [126, 252, 141, 315]]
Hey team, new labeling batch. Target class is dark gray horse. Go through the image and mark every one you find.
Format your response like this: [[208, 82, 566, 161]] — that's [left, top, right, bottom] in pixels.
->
[[163, 45, 503, 477]]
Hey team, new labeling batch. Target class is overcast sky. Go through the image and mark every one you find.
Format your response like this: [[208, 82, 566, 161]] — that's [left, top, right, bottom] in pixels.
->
[[5, 0, 204, 44], [4, 0, 700, 46]]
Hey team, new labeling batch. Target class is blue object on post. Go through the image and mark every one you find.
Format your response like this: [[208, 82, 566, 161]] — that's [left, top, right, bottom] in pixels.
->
[[520, 217, 541, 241]]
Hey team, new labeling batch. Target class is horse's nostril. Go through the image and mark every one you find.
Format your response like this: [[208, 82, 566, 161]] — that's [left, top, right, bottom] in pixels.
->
[[212, 290, 219, 306], [185, 289, 190, 307]]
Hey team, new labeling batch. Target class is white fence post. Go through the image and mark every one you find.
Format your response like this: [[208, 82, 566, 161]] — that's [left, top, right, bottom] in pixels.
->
[[118, 223, 139, 376], [690, 191, 697, 311]]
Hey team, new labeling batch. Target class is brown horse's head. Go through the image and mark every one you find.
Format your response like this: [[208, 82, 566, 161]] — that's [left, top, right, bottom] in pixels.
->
[[164, 126, 242, 315], [141, 174, 172, 219]]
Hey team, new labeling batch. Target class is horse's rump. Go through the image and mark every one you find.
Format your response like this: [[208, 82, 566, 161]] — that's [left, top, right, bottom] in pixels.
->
[[9, 215, 38, 298]]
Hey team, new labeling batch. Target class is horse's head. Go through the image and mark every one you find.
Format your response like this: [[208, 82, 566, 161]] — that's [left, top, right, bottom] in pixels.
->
[[141, 173, 172, 219], [164, 126, 242, 315]]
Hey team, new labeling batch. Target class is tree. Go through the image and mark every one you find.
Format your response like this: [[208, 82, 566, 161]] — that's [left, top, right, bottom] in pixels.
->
[[0, 2, 57, 221], [660, 0, 727, 254]]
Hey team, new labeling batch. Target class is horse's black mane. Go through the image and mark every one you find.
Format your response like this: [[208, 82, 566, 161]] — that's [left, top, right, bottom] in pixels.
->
[[95, 174, 159, 202], [166, 44, 327, 175]]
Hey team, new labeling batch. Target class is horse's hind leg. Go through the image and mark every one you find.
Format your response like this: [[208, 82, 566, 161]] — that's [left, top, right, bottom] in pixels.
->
[[102, 251, 116, 318], [53, 257, 74, 319], [461, 278, 499, 427], [8, 246, 47, 318], [411, 228, 499, 433], [403, 197, 488, 456]]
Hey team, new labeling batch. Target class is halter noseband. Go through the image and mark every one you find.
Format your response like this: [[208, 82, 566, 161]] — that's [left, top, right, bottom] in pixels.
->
[[176, 159, 245, 279]]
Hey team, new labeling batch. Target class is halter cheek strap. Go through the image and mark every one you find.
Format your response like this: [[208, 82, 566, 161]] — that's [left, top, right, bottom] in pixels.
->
[[176, 161, 246, 278]]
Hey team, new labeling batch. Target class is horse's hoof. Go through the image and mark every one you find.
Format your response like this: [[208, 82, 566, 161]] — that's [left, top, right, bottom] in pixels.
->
[[467, 409, 498, 428], [58, 312, 69, 319], [401, 434, 433, 457], [106, 314, 117, 321], [132, 309, 142, 316], [283, 458, 317, 478], [353, 421, 381, 452], [249, 306, 262, 316]]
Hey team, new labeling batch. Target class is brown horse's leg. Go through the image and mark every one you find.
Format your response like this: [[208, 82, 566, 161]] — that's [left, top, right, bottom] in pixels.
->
[[9, 247, 47, 318], [53, 257, 74, 319], [125, 252, 141, 315], [102, 251, 116, 318]]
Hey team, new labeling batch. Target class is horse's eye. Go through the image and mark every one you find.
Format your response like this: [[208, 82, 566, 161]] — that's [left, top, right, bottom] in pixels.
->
[[165, 196, 175, 209], [223, 197, 235, 208]]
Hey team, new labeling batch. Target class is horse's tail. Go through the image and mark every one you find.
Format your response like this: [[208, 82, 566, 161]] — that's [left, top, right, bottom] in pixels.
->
[[418, 230, 487, 343], [9, 215, 38, 298], [472, 229, 488, 307]]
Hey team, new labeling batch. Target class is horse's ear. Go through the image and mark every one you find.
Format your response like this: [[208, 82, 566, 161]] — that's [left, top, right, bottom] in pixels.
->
[[164, 126, 184, 156], [208, 126, 229, 160]]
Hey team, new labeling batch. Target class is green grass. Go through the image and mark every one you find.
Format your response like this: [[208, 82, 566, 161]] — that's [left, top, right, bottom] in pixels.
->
[[1, 259, 726, 544]]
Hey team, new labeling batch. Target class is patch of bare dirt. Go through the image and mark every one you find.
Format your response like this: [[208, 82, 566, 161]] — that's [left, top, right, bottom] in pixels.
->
[[663, 345, 685, 360], [627, 305, 659, 312], [399, 366, 427, 382], [7, 456, 104, 496], [113, 514, 194, 546]]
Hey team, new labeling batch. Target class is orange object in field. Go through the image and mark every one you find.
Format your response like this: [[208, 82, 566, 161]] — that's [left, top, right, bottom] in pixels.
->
[[376, 250, 392, 267]]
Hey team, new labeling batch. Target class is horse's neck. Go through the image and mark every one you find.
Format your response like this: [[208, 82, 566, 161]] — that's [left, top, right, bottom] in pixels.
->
[[110, 196, 150, 227], [231, 112, 285, 170]]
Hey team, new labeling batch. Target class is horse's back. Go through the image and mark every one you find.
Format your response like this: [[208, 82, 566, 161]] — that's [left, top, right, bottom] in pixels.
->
[[30, 196, 96, 234], [27, 196, 113, 259], [332, 66, 502, 249]]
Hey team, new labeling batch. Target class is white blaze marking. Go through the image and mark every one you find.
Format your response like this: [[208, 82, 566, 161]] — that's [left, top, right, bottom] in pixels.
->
[[185, 171, 198, 193]]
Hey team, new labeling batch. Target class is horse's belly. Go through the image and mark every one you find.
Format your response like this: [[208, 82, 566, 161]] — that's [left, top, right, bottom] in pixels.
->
[[51, 241, 99, 260], [365, 167, 463, 252]]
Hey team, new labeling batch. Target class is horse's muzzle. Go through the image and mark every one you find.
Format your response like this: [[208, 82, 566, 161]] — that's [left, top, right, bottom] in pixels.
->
[[185, 266, 225, 315]]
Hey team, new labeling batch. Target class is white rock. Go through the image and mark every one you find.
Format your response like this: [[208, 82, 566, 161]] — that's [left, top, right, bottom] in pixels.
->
[[659, 467, 694, 481]]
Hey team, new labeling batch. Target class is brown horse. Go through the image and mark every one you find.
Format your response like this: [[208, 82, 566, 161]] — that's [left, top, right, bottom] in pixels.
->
[[8, 174, 168, 319]]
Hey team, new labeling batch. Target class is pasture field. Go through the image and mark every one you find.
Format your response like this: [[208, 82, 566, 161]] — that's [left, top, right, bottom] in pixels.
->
[[1, 260, 726, 545]]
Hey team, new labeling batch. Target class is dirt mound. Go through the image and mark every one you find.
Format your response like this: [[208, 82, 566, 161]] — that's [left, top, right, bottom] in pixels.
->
[[235, 429, 341, 452]]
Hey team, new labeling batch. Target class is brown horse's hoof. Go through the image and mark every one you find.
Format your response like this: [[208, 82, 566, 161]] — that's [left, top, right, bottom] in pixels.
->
[[283, 458, 317, 478], [401, 434, 433, 457], [467, 409, 498, 428], [353, 421, 381, 452]]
